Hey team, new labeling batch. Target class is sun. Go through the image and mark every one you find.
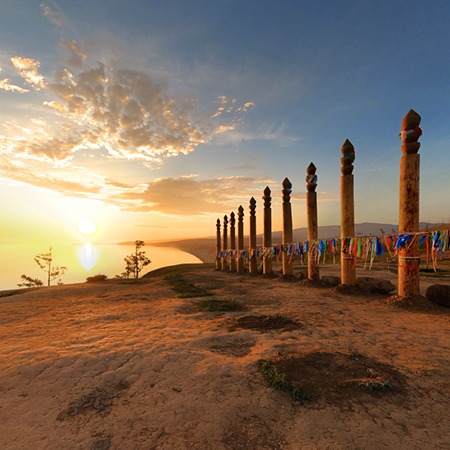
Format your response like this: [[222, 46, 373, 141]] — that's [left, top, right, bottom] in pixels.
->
[[78, 219, 97, 236]]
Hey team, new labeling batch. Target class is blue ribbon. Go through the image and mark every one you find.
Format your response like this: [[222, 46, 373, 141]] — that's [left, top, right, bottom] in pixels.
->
[[395, 234, 411, 249]]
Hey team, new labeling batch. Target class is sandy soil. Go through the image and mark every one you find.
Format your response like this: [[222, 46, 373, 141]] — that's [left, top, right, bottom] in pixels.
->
[[0, 263, 449, 450]]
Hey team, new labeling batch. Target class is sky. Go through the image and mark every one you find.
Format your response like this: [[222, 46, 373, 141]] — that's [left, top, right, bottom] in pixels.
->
[[0, 0, 449, 246]]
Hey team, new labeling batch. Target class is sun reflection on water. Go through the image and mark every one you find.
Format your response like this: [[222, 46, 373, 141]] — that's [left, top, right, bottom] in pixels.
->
[[77, 242, 99, 270]]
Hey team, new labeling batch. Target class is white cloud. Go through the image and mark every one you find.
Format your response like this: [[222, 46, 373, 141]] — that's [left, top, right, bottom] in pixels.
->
[[213, 123, 301, 146], [11, 56, 46, 90], [2, 41, 251, 165], [0, 78, 29, 93]]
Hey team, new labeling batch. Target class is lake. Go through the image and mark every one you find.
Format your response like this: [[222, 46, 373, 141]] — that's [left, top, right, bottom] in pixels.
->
[[0, 242, 202, 291]]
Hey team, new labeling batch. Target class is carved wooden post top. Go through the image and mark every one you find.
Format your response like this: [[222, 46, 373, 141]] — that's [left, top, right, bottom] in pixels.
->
[[306, 162, 318, 192], [230, 211, 235, 226], [263, 186, 271, 208], [282, 177, 292, 201], [238, 205, 244, 220], [400, 109, 422, 155], [223, 215, 228, 228], [216, 218, 221, 230], [340, 139, 355, 175], [249, 197, 256, 216]]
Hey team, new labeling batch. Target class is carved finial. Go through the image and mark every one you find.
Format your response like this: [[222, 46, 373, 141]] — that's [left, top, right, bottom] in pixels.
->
[[282, 177, 292, 189], [249, 197, 256, 216], [306, 162, 318, 192], [340, 139, 355, 175], [216, 218, 221, 230], [263, 186, 271, 208], [400, 109, 422, 155], [282, 177, 292, 202], [223, 215, 228, 229], [238, 205, 244, 220], [230, 211, 235, 226]]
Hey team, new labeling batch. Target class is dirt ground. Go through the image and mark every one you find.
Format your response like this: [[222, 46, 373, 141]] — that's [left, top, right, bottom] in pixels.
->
[[0, 263, 449, 449]]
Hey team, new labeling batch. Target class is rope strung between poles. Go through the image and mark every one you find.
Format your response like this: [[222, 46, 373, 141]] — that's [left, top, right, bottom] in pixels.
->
[[217, 229, 450, 272]]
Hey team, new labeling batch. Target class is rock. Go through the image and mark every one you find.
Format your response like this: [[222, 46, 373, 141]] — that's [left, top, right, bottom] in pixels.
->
[[296, 270, 307, 280], [357, 277, 396, 294], [321, 276, 340, 287], [425, 284, 450, 307]]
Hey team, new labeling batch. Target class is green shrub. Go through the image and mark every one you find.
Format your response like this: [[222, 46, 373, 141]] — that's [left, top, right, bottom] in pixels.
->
[[86, 274, 108, 282]]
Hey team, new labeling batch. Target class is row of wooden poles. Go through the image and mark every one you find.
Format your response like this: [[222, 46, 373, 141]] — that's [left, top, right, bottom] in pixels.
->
[[215, 109, 423, 299]]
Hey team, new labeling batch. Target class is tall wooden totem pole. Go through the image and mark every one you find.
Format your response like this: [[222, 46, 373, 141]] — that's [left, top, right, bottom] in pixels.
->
[[282, 178, 294, 276], [230, 211, 236, 272], [222, 215, 228, 271], [340, 140, 356, 285], [249, 197, 257, 274], [306, 163, 319, 281], [237, 205, 244, 273], [215, 218, 221, 270], [262, 186, 273, 275], [398, 109, 422, 297]]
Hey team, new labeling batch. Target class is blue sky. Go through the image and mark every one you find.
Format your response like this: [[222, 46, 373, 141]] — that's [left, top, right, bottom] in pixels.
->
[[0, 1, 449, 243]]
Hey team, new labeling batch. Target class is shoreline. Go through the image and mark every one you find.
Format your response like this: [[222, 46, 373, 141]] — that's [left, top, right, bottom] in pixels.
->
[[152, 239, 216, 264]]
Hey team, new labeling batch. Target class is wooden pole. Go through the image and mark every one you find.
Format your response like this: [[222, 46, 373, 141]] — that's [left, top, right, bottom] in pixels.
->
[[306, 163, 319, 281], [249, 197, 257, 274], [230, 211, 236, 272], [398, 109, 422, 297], [262, 186, 273, 275], [282, 178, 294, 276], [237, 205, 244, 273], [215, 218, 221, 270], [222, 215, 229, 271], [340, 139, 356, 286]]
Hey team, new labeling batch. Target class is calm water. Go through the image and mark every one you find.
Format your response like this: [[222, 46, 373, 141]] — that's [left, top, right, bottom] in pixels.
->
[[0, 243, 201, 291]]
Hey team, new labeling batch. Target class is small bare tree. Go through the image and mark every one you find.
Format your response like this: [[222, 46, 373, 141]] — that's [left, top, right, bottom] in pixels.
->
[[35, 247, 67, 286], [124, 240, 151, 279], [18, 247, 67, 287]]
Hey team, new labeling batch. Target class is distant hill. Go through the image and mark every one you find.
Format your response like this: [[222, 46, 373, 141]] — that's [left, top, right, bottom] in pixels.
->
[[150, 222, 440, 264]]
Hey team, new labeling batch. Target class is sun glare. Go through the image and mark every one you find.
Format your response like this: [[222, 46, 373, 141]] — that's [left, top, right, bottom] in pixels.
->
[[78, 219, 97, 236]]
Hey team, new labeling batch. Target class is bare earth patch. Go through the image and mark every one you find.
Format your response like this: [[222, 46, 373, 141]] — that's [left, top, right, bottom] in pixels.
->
[[0, 263, 449, 449], [263, 351, 406, 405], [57, 380, 130, 421], [228, 314, 301, 332]]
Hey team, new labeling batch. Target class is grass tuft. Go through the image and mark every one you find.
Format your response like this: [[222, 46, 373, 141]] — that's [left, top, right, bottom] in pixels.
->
[[263, 314, 296, 326], [197, 298, 243, 312], [259, 360, 311, 403], [165, 274, 213, 298], [360, 378, 393, 392]]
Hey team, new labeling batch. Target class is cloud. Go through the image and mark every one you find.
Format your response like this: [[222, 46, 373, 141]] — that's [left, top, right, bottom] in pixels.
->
[[212, 123, 300, 147], [113, 176, 271, 215], [11, 56, 46, 90], [59, 39, 88, 68], [0, 77, 29, 93], [40, 3, 64, 27], [0, 151, 271, 216], [2, 40, 251, 166], [0, 39, 254, 215], [211, 96, 254, 119]]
